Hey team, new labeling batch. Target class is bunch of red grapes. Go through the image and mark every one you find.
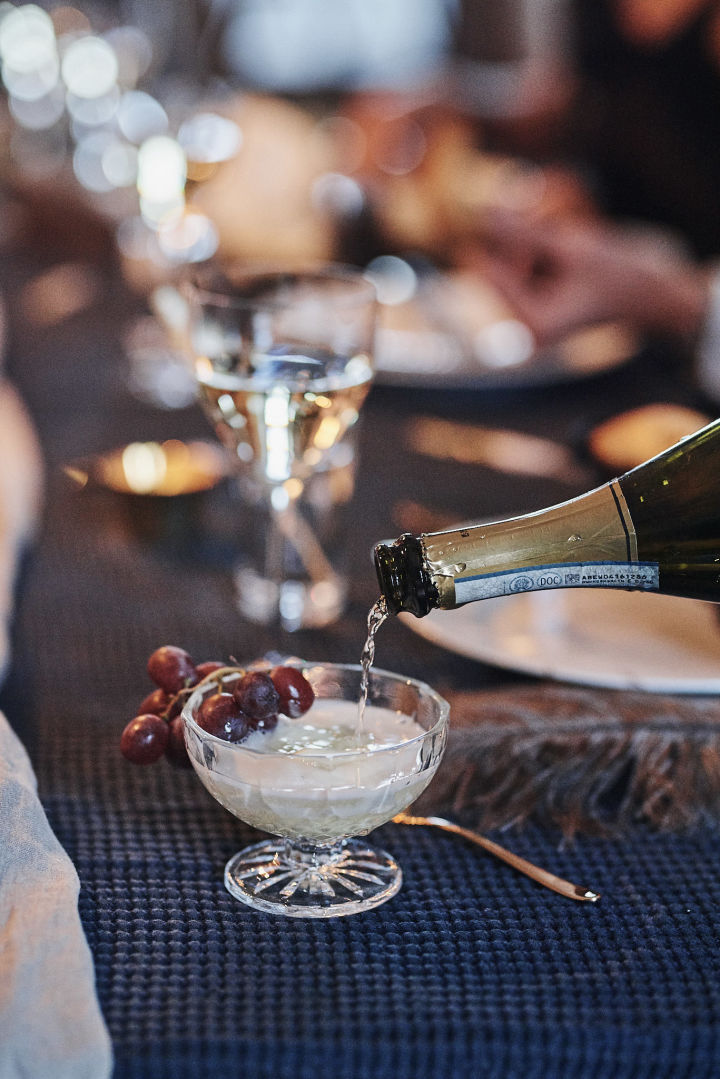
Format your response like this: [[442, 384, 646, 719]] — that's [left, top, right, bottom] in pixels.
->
[[120, 645, 315, 767]]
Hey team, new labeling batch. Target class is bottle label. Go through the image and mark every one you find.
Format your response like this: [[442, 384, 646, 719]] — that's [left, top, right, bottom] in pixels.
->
[[454, 560, 659, 603]]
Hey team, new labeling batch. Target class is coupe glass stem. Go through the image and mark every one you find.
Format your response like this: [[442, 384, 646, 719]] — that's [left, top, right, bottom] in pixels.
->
[[283, 838, 344, 865]]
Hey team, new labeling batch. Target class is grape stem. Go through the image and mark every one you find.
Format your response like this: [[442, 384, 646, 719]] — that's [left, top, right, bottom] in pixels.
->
[[160, 665, 249, 720]]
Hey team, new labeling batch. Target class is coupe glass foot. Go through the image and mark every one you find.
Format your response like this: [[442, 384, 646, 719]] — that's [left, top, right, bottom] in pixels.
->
[[224, 837, 402, 918]]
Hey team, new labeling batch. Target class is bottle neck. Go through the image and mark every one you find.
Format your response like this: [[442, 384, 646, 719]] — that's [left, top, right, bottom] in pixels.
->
[[422, 481, 639, 607], [375, 480, 661, 614], [373, 533, 438, 616]]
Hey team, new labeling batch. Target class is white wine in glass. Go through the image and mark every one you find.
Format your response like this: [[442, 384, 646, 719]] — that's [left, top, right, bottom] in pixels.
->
[[184, 265, 377, 630]]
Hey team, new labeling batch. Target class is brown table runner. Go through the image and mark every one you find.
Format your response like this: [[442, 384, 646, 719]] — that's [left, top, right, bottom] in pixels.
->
[[419, 685, 720, 837]]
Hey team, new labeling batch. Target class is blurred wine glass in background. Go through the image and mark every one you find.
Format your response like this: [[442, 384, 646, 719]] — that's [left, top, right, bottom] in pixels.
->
[[183, 263, 377, 631]]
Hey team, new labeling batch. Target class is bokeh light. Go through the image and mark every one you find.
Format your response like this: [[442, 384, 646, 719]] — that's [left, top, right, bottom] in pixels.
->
[[101, 136, 137, 187], [8, 82, 63, 128], [364, 255, 418, 305], [66, 84, 118, 125], [104, 24, 151, 88], [177, 111, 242, 164], [156, 207, 218, 263], [73, 130, 118, 192], [117, 89, 168, 144], [137, 134, 187, 225], [0, 5, 56, 73], [61, 35, 118, 98]]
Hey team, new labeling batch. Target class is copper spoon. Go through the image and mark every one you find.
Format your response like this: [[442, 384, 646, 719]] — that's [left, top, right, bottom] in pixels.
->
[[393, 812, 600, 902]]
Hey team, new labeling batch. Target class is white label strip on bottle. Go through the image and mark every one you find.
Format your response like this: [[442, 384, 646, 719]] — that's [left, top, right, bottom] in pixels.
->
[[454, 561, 660, 603]]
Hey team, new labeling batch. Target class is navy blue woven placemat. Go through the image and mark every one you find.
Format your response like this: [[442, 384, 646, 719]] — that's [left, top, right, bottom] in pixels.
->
[[41, 728, 720, 1079], [5, 475, 720, 1079]]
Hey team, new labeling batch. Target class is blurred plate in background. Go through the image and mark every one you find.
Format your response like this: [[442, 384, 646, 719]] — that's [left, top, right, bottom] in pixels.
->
[[374, 271, 638, 389], [403, 589, 720, 693]]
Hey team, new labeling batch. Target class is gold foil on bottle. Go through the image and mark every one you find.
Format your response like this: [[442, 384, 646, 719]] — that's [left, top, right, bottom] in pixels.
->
[[609, 480, 638, 560], [420, 482, 637, 609]]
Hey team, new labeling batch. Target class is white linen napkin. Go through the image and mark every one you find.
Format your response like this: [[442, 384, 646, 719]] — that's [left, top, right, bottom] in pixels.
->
[[0, 715, 113, 1079], [0, 378, 43, 685], [0, 375, 113, 1079]]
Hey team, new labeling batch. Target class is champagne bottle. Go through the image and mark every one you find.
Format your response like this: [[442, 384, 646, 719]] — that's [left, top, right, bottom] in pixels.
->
[[374, 417, 720, 616]]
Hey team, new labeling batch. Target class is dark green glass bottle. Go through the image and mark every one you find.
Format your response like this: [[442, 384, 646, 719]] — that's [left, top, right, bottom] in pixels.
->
[[374, 417, 720, 616]]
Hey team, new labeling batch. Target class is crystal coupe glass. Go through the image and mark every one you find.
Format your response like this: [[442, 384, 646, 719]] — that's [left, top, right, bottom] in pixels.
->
[[182, 662, 449, 918]]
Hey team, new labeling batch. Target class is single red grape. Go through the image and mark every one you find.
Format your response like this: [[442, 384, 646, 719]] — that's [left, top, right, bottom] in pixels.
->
[[147, 645, 198, 694], [138, 687, 169, 717], [120, 714, 169, 764], [196, 692, 250, 742], [165, 716, 192, 768], [232, 671, 279, 722], [195, 660, 224, 679], [270, 666, 315, 718]]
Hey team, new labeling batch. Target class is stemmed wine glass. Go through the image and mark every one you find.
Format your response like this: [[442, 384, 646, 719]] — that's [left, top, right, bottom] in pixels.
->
[[182, 661, 449, 917], [183, 264, 377, 631]]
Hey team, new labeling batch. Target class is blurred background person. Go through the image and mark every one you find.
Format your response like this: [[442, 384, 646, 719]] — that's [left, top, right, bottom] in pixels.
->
[[474, 0, 720, 403], [570, 0, 720, 258], [477, 209, 710, 352]]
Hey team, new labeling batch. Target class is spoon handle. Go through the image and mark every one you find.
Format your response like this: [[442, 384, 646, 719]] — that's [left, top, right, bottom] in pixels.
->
[[396, 814, 600, 902]]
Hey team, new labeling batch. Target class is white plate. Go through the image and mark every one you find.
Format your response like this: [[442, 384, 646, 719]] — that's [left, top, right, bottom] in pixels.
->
[[374, 273, 638, 389], [402, 589, 720, 693], [375, 320, 637, 389]]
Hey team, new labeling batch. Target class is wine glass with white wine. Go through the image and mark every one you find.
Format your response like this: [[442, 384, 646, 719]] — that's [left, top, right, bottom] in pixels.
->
[[184, 264, 377, 631]]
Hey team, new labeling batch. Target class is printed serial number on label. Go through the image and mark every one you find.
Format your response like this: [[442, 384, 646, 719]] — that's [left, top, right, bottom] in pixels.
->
[[454, 561, 660, 603]]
